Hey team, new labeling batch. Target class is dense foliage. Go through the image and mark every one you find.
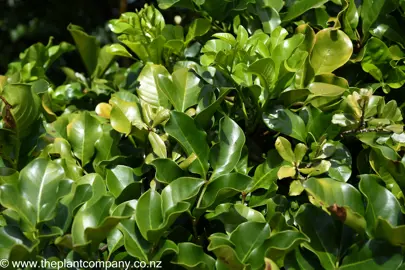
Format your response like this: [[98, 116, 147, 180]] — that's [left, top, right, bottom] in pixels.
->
[[1, 0, 405, 269]]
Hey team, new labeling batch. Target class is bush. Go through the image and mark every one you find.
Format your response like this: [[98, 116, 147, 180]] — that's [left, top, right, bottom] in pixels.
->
[[1, 0, 405, 269]]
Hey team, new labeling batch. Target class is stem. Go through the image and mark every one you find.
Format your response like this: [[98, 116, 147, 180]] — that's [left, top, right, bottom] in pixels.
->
[[340, 127, 391, 136], [128, 135, 137, 148], [196, 182, 209, 208], [358, 96, 368, 130], [247, 89, 262, 135], [241, 192, 247, 204], [236, 87, 249, 127], [192, 218, 201, 244], [1, 154, 17, 170], [99, 244, 108, 253], [14, 140, 20, 170], [120, 0, 127, 14]]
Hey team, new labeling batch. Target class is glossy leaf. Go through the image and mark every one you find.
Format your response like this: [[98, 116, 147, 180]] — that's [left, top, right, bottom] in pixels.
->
[[68, 24, 100, 76], [135, 177, 204, 242], [275, 137, 295, 163], [359, 174, 405, 243], [263, 106, 307, 142], [198, 173, 253, 209], [155, 68, 202, 112], [210, 117, 245, 179], [67, 112, 102, 166], [283, 0, 329, 22], [295, 204, 339, 269], [150, 158, 186, 184], [0, 158, 72, 230], [310, 29, 353, 74], [137, 63, 171, 108], [340, 240, 403, 269], [185, 18, 211, 45], [172, 242, 215, 270], [1, 84, 41, 137], [165, 111, 210, 178]]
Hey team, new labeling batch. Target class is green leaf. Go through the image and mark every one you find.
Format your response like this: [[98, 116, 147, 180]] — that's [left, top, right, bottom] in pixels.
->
[[275, 136, 295, 163], [210, 117, 245, 179], [106, 165, 142, 202], [137, 63, 171, 108], [68, 24, 100, 76], [340, 240, 403, 269], [306, 107, 341, 141], [185, 18, 211, 45], [370, 15, 405, 45], [264, 230, 309, 263], [250, 149, 284, 191], [310, 28, 353, 74], [295, 204, 338, 269], [106, 44, 133, 58], [110, 91, 143, 124], [212, 33, 237, 46], [256, 6, 281, 34], [165, 111, 210, 178], [361, 37, 391, 82], [195, 87, 233, 130], [205, 203, 266, 232], [148, 132, 167, 158], [272, 33, 305, 72], [303, 178, 366, 232], [360, 0, 399, 41], [71, 194, 126, 252], [0, 158, 72, 230], [304, 177, 364, 214], [229, 222, 271, 264], [294, 143, 308, 164], [58, 173, 106, 232], [283, 0, 329, 22], [209, 234, 245, 270], [106, 228, 124, 257], [0, 226, 38, 261], [198, 173, 253, 209], [374, 219, 405, 246], [152, 239, 179, 261], [248, 58, 276, 88], [157, 0, 181, 9], [0, 168, 18, 185], [93, 127, 122, 174], [116, 201, 151, 262], [308, 74, 349, 97], [110, 105, 132, 135], [277, 165, 296, 179], [155, 68, 202, 112], [289, 179, 305, 195], [150, 158, 186, 184], [1, 84, 41, 138], [172, 243, 215, 270], [284, 248, 323, 270], [67, 112, 102, 166], [135, 177, 204, 242], [134, 189, 163, 242], [263, 106, 307, 142], [359, 175, 405, 241], [93, 45, 115, 78]]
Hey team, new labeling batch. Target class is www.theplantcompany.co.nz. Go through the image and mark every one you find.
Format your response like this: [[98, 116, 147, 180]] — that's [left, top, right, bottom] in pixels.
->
[[0, 258, 163, 269]]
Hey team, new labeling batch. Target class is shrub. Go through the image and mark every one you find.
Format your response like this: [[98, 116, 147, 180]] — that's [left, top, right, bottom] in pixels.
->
[[1, 0, 405, 269]]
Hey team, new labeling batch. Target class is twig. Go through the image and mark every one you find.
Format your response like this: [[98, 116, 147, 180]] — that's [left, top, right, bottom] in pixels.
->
[[120, 0, 127, 14], [340, 128, 391, 137]]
